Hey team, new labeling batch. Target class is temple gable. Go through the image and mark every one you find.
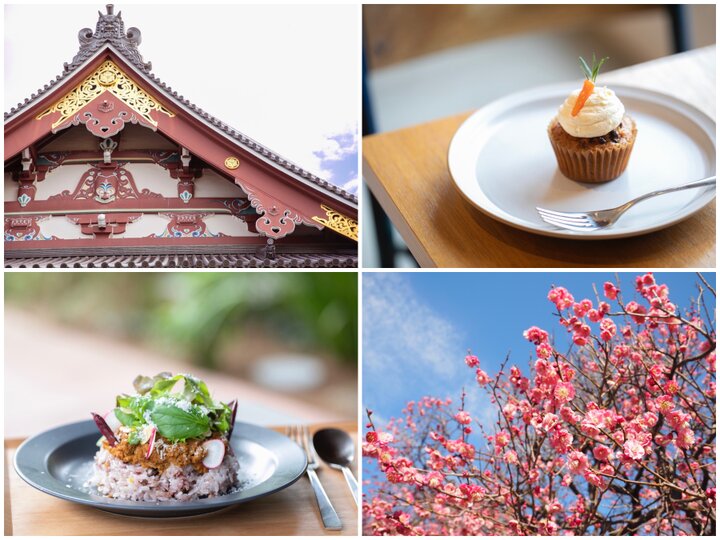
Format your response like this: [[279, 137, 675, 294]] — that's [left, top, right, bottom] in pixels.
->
[[4, 5, 357, 267]]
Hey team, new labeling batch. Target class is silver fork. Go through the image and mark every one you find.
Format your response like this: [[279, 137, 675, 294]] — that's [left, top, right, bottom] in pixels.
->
[[287, 425, 342, 530], [536, 176, 716, 231]]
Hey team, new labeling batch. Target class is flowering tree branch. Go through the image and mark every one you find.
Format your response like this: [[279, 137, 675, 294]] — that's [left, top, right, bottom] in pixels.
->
[[363, 273, 716, 536]]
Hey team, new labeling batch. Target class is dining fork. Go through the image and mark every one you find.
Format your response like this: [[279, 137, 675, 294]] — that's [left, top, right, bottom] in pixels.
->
[[536, 176, 716, 232], [287, 425, 342, 530]]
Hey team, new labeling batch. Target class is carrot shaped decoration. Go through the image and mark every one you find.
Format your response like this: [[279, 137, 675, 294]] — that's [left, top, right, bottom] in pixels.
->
[[572, 79, 595, 117], [571, 54, 609, 117]]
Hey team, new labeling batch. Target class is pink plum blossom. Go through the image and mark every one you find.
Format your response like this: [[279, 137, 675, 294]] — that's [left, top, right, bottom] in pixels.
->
[[465, 354, 480, 367], [604, 281, 620, 300], [623, 439, 645, 461]]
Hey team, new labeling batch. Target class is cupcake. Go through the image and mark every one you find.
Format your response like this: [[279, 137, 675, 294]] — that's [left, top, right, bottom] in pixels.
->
[[548, 55, 637, 183]]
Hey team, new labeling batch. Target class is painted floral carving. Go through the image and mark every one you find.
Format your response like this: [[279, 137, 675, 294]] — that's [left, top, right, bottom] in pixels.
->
[[65, 93, 156, 138], [4, 216, 55, 241], [49, 162, 161, 202], [151, 213, 226, 238], [177, 171, 195, 204], [236, 180, 319, 239], [16, 174, 36, 207], [38, 60, 172, 134], [312, 204, 359, 240], [79, 109, 136, 138]]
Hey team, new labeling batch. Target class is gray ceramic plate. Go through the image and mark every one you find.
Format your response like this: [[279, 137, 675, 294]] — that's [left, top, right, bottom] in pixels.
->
[[14, 420, 307, 517]]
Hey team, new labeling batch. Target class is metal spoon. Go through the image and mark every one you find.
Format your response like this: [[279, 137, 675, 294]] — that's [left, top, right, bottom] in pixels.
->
[[312, 428, 358, 505]]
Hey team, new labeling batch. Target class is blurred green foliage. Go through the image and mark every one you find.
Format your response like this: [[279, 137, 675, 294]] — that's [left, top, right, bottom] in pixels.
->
[[5, 272, 357, 366]]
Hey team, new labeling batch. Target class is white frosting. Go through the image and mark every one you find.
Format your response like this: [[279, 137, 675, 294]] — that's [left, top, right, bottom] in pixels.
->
[[557, 86, 625, 138]]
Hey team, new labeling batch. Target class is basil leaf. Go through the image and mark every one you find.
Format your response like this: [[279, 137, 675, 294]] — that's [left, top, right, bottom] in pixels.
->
[[114, 407, 139, 427], [150, 404, 210, 441], [151, 376, 182, 396]]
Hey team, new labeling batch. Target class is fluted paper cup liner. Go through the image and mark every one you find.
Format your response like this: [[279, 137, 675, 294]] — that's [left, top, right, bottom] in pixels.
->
[[547, 121, 637, 183]]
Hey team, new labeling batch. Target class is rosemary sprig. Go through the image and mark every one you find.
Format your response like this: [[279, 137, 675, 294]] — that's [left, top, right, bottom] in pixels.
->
[[579, 54, 609, 83]]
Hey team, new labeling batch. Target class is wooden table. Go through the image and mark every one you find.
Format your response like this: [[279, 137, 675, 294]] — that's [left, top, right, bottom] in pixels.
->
[[363, 46, 716, 268], [5, 422, 358, 536]]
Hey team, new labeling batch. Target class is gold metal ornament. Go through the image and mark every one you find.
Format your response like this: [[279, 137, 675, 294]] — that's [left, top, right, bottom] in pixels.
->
[[36, 60, 174, 130], [97, 68, 117, 86], [224, 157, 240, 170], [312, 204, 358, 241]]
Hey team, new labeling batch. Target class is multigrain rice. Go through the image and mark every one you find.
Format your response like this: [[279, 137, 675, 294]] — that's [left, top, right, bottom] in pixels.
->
[[86, 447, 239, 502]]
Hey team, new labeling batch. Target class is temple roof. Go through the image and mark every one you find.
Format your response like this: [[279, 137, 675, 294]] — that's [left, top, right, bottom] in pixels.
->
[[4, 4, 357, 205], [4, 252, 358, 269]]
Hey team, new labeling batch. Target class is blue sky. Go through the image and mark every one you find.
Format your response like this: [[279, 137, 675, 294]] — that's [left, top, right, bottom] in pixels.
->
[[363, 272, 715, 429], [314, 131, 359, 193]]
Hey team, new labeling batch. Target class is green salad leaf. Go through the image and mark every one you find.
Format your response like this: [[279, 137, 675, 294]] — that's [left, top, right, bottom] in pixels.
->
[[133, 372, 173, 395], [150, 403, 211, 441], [113, 394, 155, 428], [109, 373, 234, 443], [114, 407, 139, 427]]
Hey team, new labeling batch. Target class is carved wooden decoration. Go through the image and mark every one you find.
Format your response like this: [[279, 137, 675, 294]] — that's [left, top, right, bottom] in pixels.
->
[[312, 204, 359, 241], [36, 60, 173, 134], [151, 213, 226, 238], [16, 172, 36, 207], [177, 170, 195, 204], [49, 162, 161, 202], [35, 153, 70, 182], [68, 212, 141, 237], [224, 198, 252, 216], [236, 180, 318, 239], [4, 216, 54, 241]]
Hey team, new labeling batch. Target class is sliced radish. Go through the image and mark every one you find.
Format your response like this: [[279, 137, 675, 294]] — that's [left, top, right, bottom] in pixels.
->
[[145, 427, 157, 459], [139, 425, 154, 444], [201, 439, 225, 469], [104, 410, 122, 433]]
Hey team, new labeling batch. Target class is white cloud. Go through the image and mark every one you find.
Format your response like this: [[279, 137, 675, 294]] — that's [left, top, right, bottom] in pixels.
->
[[342, 177, 359, 193], [315, 129, 358, 162], [363, 274, 465, 378]]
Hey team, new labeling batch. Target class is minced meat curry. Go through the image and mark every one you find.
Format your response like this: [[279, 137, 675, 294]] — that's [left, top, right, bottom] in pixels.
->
[[103, 431, 225, 473]]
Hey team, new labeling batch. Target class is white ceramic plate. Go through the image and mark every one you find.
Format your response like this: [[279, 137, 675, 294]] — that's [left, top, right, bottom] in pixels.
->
[[448, 84, 716, 239]]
